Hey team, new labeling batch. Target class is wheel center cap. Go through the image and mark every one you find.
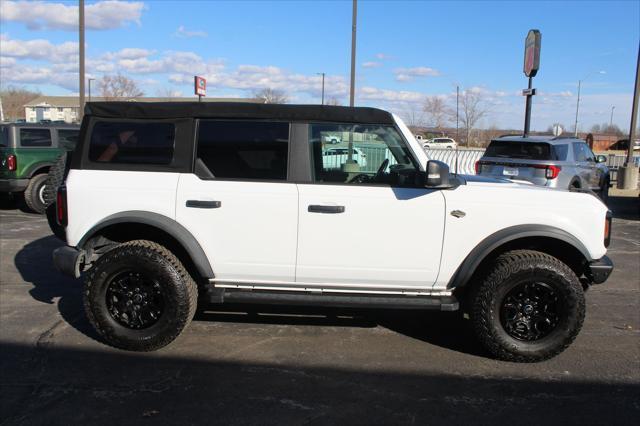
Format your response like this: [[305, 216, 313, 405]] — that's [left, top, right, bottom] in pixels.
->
[[523, 305, 534, 314], [133, 294, 143, 304]]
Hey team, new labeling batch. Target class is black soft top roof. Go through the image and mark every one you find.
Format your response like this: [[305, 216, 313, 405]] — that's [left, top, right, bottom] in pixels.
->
[[84, 102, 395, 125]]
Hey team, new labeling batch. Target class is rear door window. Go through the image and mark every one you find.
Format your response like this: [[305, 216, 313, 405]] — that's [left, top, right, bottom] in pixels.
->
[[553, 144, 569, 161], [89, 121, 175, 164], [485, 141, 553, 160], [58, 129, 80, 151], [196, 120, 289, 180], [19, 128, 52, 147]]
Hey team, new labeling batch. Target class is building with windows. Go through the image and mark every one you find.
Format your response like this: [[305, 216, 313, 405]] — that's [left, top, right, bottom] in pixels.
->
[[23, 96, 260, 124]]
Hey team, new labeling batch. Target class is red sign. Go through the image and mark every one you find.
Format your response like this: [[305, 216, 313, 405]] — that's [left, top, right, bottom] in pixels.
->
[[523, 30, 541, 77], [194, 76, 206, 96]]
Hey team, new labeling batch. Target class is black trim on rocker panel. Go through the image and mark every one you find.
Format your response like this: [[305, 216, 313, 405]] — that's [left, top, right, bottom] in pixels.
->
[[78, 211, 214, 278], [447, 225, 591, 289]]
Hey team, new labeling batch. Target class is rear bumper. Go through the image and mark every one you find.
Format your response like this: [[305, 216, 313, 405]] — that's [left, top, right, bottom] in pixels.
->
[[52, 246, 85, 278], [587, 256, 614, 284], [0, 178, 29, 192]]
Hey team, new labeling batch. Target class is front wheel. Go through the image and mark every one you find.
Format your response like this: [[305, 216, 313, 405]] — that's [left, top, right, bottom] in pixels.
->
[[84, 240, 198, 351], [470, 250, 585, 362]]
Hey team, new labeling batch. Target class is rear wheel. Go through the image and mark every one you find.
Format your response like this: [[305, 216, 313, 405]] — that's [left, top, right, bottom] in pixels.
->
[[84, 240, 198, 351], [23, 173, 48, 214], [470, 250, 585, 362]]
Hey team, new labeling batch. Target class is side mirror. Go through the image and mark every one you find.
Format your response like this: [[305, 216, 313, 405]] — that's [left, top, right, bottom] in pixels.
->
[[596, 155, 607, 164], [424, 160, 453, 188]]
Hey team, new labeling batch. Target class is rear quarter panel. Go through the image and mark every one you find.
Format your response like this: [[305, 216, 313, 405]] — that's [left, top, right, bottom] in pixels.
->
[[435, 183, 608, 289], [65, 169, 180, 246]]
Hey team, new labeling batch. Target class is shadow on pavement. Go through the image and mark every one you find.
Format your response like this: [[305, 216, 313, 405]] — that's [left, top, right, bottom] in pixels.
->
[[17, 236, 482, 358], [608, 195, 639, 220], [1, 342, 639, 425]]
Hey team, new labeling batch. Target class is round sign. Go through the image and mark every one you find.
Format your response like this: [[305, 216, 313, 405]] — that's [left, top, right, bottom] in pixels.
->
[[552, 124, 563, 137]]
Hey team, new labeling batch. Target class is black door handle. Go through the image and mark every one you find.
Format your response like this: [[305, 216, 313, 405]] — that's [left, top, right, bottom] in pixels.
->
[[308, 205, 345, 214], [186, 200, 222, 209]]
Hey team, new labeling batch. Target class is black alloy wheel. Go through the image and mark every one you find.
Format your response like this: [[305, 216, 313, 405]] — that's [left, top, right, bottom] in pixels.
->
[[105, 271, 165, 330]]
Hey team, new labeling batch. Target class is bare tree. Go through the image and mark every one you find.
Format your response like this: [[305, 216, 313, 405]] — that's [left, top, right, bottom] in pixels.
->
[[459, 90, 489, 146], [326, 96, 342, 106], [0, 86, 41, 121], [156, 87, 182, 98], [252, 88, 288, 104], [99, 74, 144, 100], [399, 102, 425, 128], [423, 96, 451, 132]]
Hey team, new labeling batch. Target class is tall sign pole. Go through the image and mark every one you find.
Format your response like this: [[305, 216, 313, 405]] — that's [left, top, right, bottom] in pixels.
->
[[79, 0, 85, 122], [349, 0, 357, 107], [522, 29, 541, 137]]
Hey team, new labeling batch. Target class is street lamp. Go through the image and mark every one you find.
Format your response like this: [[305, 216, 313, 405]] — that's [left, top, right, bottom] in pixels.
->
[[88, 78, 96, 102], [574, 70, 606, 137], [317, 72, 325, 105]]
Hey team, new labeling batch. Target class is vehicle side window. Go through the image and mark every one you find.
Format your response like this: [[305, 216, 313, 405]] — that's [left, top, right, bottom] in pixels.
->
[[0, 126, 7, 147], [572, 142, 593, 162], [196, 120, 289, 181], [58, 129, 80, 151], [88, 121, 175, 164], [19, 128, 52, 147], [309, 123, 418, 185], [553, 144, 569, 161]]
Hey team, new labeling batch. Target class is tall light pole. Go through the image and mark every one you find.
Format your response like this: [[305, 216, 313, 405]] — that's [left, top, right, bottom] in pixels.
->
[[79, 0, 85, 122], [88, 78, 95, 102], [618, 42, 639, 189], [317, 72, 325, 105], [609, 105, 615, 130], [349, 0, 357, 107], [456, 85, 459, 142], [574, 70, 605, 137]]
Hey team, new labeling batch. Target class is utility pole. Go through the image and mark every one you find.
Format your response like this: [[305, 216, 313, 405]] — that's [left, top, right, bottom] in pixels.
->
[[88, 78, 95, 102], [618, 43, 639, 189], [609, 106, 615, 130], [79, 0, 85, 122], [456, 86, 459, 142], [573, 79, 582, 137], [344, 0, 358, 172], [349, 0, 357, 107], [317, 72, 325, 105]]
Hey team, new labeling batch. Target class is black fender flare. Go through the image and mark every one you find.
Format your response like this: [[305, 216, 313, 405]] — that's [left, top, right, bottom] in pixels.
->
[[447, 224, 591, 289], [77, 211, 214, 279]]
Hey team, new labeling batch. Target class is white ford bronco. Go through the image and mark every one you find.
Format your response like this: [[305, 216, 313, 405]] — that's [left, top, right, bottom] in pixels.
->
[[53, 102, 613, 361]]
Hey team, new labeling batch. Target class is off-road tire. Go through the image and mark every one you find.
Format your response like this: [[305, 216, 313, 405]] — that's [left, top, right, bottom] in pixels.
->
[[470, 250, 585, 362], [43, 153, 67, 206], [23, 173, 49, 214], [84, 240, 198, 351]]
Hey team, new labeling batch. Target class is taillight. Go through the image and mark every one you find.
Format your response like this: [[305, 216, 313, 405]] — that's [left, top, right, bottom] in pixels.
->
[[474, 161, 482, 174], [7, 154, 16, 171], [604, 211, 612, 247], [56, 186, 68, 227], [532, 164, 561, 179], [545, 165, 561, 179]]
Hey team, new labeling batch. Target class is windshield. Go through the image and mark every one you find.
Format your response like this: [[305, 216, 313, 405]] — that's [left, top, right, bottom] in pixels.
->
[[485, 141, 554, 160]]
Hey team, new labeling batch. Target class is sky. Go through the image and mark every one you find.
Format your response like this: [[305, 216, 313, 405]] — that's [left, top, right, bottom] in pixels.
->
[[1, 0, 638, 131]]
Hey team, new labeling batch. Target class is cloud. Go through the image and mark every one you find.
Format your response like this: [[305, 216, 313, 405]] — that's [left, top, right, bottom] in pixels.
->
[[103, 48, 155, 60], [394, 67, 440, 82], [375, 53, 390, 60], [0, 36, 78, 63], [362, 61, 382, 69], [0, 0, 144, 31], [174, 25, 207, 38], [359, 86, 425, 103]]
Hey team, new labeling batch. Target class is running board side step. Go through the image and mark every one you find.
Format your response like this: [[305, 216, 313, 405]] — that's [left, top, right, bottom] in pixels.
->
[[205, 288, 459, 311]]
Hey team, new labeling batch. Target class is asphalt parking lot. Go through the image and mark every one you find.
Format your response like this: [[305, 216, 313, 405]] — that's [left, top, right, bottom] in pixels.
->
[[1, 193, 638, 425]]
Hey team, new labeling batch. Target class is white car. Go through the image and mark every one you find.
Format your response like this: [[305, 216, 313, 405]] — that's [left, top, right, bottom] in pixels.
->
[[322, 147, 367, 169], [423, 137, 457, 149], [52, 102, 613, 362]]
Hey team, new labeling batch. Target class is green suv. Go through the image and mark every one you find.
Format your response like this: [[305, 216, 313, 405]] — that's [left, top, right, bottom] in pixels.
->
[[0, 123, 80, 213]]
